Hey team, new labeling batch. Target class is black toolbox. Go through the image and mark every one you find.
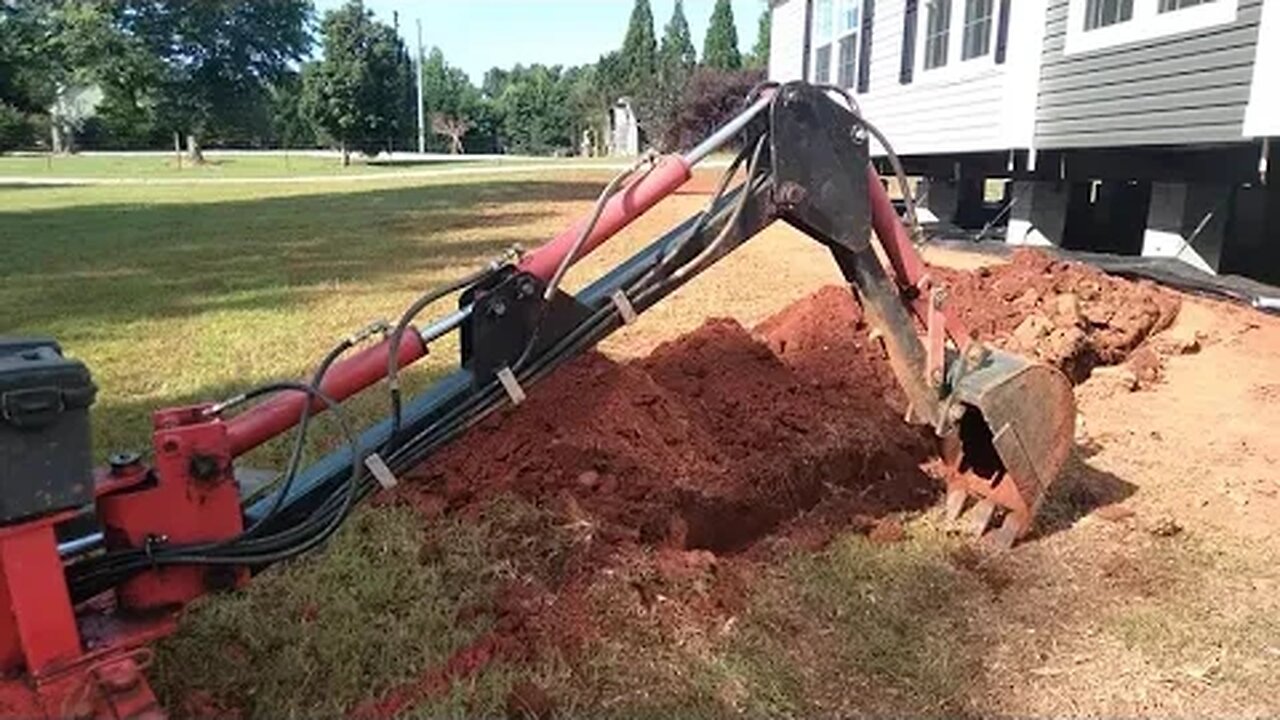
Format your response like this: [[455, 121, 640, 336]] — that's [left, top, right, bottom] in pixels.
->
[[0, 338, 97, 524]]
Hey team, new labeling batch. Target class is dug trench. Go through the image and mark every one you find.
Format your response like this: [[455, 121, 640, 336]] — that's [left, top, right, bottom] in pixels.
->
[[352, 250, 1181, 716]]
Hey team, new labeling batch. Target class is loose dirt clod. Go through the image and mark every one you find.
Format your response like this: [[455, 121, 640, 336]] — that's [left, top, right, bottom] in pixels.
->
[[935, 249, 1180, 382]]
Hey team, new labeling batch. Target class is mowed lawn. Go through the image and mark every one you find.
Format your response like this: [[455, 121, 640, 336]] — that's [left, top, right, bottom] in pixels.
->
[[0, 152, 642, 181], [0, 171, 609, 461]]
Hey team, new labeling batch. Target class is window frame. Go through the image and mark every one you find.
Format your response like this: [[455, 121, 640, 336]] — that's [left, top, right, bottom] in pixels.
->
[[915, 0, 1000, 77], [810, 0, 862, 90], [1084, 0, 1135, 30], [1064, 0, 1238, 55], [961, 0, 996, 60], [923, 0, 952, 69], [814, 43, 833, 84]]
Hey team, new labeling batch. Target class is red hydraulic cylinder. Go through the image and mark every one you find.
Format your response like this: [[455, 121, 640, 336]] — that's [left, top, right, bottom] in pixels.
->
[[866, 166, 972, 345], [226, 332, 427, 456], [518, 155, 693, 282]]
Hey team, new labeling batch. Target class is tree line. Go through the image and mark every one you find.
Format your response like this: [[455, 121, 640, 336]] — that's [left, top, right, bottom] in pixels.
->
[[0, 0, 769, 160]]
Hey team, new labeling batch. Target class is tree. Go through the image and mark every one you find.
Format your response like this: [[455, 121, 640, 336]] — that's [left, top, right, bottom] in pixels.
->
[[660, 66, 764, 151], [496, 65, 575, 155], [430, 113, 472, 154], [118, 0, 312, 162], [642, 0, 699, 152], [619, 0, 657, 97], [421, 48, 480, 153], [659, 0, 697, 81], [267, 70, 315, 148], [748, 6, 771, 69], [0, 1, 46, 150], [303, 1, 410, 165], [703, 0, 743, 71], [481, 67, 510, 100]]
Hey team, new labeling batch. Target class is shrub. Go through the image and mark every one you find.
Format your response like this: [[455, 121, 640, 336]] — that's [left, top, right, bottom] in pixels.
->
[[657, 66, 765, 152], [0, 103, 36, 153]]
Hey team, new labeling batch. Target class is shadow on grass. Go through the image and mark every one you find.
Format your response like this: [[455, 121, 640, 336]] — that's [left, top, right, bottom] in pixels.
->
[[1034, 451, 1138, 538], [0, 179, 602, 335], [365, 158, 480, 169]]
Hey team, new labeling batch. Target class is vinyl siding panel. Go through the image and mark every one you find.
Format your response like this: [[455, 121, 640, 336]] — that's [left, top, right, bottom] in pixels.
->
[[1034, 0, 1264, 148], [769, 0, 808, 82], [1244, 0, 1280, 135], [852, 0, 1047, 155]]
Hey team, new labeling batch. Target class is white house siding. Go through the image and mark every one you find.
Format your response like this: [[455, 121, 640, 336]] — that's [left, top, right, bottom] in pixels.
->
[[769, 0, 809, 82], [769, 0, 1048, 157], [1244, 0, 1280, 137]]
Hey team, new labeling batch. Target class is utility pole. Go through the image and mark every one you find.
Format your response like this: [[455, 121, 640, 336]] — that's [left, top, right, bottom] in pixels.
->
[[416, 18, 426, 155]]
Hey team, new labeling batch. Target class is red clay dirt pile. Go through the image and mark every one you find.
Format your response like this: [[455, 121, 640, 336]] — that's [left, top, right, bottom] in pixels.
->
[[932, 249, 1180, 383], [399, 285, 937, 557]]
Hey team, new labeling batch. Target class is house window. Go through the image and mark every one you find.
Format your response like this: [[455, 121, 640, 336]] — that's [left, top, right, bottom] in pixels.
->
[[815, 0, 834, 40], [815, 44, 832, 83], [1066, 0, 1237, 54], [961, 0, 994, 59], [923, 0, 952, 70], [1159, 0, 1214, 10], [838, 34, 857, 86], [1084, 0, 1134, 29], [838, 0, 859, 33], [811, 0, 862, 89]]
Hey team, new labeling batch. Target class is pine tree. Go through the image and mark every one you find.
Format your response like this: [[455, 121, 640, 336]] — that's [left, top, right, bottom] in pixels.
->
[[620, 0, 657, 96], [645, 0, 698, 152], [703, 0, 742, 71], [748, 7, 771, 69], [659, 0, 697, 81]]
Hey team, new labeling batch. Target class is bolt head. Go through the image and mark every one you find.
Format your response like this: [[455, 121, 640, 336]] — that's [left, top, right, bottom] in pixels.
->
[[108, 452, 142, 473]]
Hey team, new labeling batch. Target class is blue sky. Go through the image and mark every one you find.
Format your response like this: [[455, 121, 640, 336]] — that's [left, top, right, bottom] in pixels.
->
[[312, 0, 767, 83]]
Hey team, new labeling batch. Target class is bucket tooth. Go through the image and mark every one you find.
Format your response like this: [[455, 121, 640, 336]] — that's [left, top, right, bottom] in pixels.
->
[[944, 488, 968, 521], [968, 499, 997, 537]]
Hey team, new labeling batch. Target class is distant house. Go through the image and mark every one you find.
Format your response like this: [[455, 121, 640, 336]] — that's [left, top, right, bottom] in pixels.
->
[[609, 98, 641, 157], [769, 0, 1279, 282]]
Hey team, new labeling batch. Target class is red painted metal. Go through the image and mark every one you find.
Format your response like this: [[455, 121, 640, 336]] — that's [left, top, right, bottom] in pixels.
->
[[0, 510, 81, 677], [866, 167, 973, 346], [518, 155, 693, 282], [226, 331, 426, 456], [98, 405, 246, 611], [0, 503, 169, 719]]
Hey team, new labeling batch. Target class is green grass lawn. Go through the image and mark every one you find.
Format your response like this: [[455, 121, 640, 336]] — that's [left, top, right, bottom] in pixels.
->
[[0, 152, 535, 179], [0, 172, 608, 461]]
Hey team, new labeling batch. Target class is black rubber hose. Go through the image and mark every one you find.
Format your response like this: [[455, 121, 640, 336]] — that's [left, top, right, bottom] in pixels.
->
[[67, 381, 362, 602], [241, 336, 355, 538], [386, 266, 493, 447]]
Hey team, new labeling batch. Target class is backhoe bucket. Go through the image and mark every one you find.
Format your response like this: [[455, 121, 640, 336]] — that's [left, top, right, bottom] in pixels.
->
[[941, 347, 1075, 547]]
